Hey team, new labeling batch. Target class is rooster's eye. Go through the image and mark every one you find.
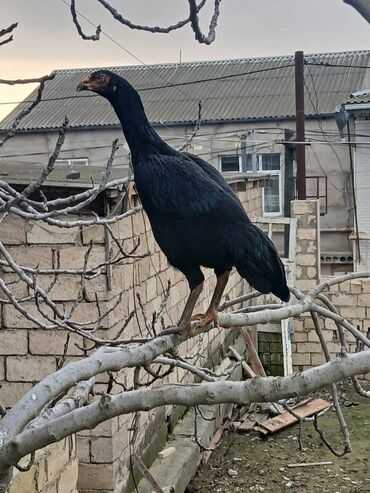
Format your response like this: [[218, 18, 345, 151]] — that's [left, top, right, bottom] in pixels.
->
[[99, 75, 105, 82]]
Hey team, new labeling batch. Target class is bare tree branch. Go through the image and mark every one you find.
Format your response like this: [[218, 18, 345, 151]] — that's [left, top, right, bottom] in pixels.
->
[[0, 75, 55, 148], [177, 100, 202, 152], [70, 0, 101, 40], [1, 351, 369, 472], [0, 74, 55, 85], [188, 0, 222, 44], [95, 0, 207, 34], [0, 23, 18, 46], [0, 117, 69, 212]]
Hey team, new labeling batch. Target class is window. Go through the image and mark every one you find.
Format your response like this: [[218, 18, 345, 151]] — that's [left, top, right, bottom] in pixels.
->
[[219, 155, 239, 173], [55, 158, 88, 166], [219, 152, 281, 215]]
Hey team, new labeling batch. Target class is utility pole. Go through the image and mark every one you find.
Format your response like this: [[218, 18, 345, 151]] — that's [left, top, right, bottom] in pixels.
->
[[283, 129, 295, 257], [295, 51, 306, 199]]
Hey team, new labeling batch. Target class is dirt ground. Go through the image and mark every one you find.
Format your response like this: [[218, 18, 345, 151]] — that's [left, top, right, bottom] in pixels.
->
[[187, 383, 370, 493]]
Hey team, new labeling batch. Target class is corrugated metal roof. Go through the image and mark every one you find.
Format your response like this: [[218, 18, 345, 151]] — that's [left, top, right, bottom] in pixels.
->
[[1, 50, 369, 131], [344, 88, 370, 105]]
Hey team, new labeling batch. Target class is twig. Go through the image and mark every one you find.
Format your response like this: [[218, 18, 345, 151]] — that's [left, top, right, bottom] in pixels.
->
[[0, 75, 55, 148], [70, 0, 101, 40], [188, 0, 222, 44], [96, 0, 207, 33]]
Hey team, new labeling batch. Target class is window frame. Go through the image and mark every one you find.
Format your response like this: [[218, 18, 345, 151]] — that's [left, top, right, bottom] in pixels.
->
[[55, 158, 89, 166], [219, 152, 282, 216]]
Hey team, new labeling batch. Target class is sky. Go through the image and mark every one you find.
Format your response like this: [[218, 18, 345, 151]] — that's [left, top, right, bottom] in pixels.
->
[[0, 0, 369, 120]]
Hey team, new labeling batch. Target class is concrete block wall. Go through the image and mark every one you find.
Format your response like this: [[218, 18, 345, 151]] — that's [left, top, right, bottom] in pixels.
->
[[8, 437, 78, 493], [0, 178, 263, 493], [291, 200, 370, 378]]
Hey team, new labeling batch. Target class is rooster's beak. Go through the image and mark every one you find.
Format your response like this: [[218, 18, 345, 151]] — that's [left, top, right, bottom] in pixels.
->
[[76, 76, 93, 92]]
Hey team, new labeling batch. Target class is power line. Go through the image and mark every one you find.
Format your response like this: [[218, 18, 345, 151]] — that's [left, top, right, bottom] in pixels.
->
[[58, 0, 192, 100], [306, 61, 370, 70]]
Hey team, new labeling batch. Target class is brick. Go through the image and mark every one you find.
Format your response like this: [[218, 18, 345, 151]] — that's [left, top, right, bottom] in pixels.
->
[[297, 228, 317, 240], [0, 329, 28, 355], [296, 254, 317, 266], [77, 463, 115, 490], [358, 293, 370, 306], [291, 200, 317, 216], [57, 245, 105, 270], [340, 306, 366, 319], [35, 457, 48, 491], [0, 215, 27, 244], [292, 353, 311, 366], [0, 274, 28, 300], [6, 355, 56, 382], [307, 267, 318, 279], [29, 330, 84, 356], [117, 216, 133, 240], [296, 279, 317, 291], [3, 302, 54, 329], [27, 220, 80, 244], [56, 459, 78, 493], [37, 274, 82, 301], [81, 224, 105, 244], [4, 246, 53, 271], [46, 439, 70, 482], [296, 342, 322, 353], [77, 437, 90, 463], [361, 281, 370, 293], [292, 331, 308, 343], [42, 480, 58, 493], [339, 280, 351, 292], [132, 212, 146, 235], [0, 356, 4, 380], [331, 293, 356, 306], [8, 465, 37, 493], [136, 256, 151, 283], [311, 353, 327, 365], [307, 330, 319, 342], [146, 275, 157, 301], [91, 436, 113, 463], [0, 382, 33, 407]]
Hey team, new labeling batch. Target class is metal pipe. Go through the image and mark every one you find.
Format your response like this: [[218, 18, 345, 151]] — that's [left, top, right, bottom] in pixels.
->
[[295, 51, 306, 199]]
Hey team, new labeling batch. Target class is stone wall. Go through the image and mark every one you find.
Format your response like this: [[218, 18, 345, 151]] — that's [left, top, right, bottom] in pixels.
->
[[8, 437, 78, 493], [291, 200, 370, 378], [0, 178, 263, 493]]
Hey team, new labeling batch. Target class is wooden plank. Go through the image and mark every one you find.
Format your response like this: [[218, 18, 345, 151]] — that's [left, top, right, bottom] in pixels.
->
[[228, 346, 256, 377], [132, 451, 165, 493], [238, 412, 267, 431], [287, 461, 333, 468], [158, 447, 176, 459], [259, 399, 331, 434], [239, 327, 266, 377], [202, 423, 227, 464]]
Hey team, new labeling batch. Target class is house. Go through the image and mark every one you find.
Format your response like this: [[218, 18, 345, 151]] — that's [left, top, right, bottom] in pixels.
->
[[337, 88, 370, 271], [1, 50, 370, 272]]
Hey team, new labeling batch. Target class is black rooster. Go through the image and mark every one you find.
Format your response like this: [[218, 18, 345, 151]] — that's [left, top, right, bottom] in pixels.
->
[[77, 70, 289, 333]]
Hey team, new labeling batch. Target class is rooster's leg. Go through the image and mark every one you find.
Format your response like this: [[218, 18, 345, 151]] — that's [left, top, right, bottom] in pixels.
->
[[192, 270, 230, 328], [178, 282, 204, 335]]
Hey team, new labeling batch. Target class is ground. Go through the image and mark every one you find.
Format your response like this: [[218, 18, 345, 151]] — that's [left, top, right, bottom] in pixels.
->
[[187, 382, 370, 493]]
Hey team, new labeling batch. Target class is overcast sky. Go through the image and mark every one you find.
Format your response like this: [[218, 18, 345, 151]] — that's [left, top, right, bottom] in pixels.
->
[[1, 0, 369, 119]]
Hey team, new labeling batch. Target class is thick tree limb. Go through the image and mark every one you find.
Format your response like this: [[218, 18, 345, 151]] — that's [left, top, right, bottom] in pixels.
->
[[0, 351, 369, 471]]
